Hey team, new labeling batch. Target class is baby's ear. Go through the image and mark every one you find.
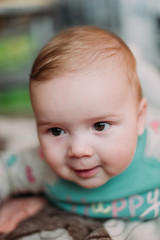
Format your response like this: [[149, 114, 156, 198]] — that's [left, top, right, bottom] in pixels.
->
[[137, 98, 147, 135]]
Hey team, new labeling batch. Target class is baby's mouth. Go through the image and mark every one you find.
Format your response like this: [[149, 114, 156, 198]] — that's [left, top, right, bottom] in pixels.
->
[[72, 166, 100, 178]]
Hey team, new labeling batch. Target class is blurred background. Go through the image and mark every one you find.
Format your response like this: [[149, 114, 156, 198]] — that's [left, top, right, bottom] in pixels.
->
[[0, 0, 160, 152]]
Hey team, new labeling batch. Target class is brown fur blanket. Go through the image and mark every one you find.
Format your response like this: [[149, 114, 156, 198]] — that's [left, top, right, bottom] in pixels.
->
[[0, 204, 111, 240]]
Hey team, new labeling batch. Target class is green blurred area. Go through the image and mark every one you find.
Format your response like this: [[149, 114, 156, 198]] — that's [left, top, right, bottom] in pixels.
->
[[0, 34, 35, 73], [0, 34, 38, 115], [0, 87, 33, 115]]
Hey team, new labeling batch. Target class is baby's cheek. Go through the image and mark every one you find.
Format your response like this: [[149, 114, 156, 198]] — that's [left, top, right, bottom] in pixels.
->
[[103, 149, 132, 175], [115, 150, 134, 172], [43, 150, 61, 169]]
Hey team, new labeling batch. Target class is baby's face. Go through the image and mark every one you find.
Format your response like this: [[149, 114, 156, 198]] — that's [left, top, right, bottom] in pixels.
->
[[31, 66, 145, 189]]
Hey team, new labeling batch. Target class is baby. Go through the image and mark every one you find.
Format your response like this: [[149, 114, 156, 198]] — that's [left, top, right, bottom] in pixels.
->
[[1, 26, 160, 221]]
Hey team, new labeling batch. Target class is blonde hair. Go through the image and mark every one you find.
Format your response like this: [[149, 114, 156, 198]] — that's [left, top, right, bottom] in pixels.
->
[[30, 26, 142, 100]]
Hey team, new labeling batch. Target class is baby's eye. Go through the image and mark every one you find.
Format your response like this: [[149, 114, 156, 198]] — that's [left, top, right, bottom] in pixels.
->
[[50, 128, 65, 136], [93, 122, 110, 131]]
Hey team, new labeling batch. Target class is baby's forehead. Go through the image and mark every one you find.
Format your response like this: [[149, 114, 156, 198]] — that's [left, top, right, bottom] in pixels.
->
[[32, 63, 130, 96], [31, 59, 130, 91]]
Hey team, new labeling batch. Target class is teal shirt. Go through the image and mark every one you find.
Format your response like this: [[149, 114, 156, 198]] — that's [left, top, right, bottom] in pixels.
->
[[45, 129, 160, 220]]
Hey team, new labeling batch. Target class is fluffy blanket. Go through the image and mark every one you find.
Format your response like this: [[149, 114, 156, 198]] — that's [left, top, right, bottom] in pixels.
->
[[1, 202, 160, 240], [0, 204, 111, 240]]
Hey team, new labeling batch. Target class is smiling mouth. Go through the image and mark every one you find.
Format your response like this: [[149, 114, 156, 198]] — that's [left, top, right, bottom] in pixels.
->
[[72, 166, 100, 178]]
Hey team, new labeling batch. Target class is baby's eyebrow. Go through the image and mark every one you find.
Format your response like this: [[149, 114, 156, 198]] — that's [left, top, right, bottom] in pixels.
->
[[37, 122, 50, 127], [37, 121, 56, 127], [85, 114, 121, 122], [37, 119, 67, 127]]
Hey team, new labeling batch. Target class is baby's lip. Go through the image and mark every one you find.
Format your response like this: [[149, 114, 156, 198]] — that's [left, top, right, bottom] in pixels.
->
[[71, 166, 100, 178]]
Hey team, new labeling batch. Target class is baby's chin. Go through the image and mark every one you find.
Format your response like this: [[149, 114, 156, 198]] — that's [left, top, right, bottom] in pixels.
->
[[74, 178, 109, 189]]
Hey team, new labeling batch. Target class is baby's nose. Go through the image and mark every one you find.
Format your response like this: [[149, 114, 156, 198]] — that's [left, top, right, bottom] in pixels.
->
[[67, 138, 94, 158]]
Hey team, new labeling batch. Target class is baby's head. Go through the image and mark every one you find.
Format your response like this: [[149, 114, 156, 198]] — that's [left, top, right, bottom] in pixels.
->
[[30, 26, 147, 189], [30, 26, 142, 101]]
